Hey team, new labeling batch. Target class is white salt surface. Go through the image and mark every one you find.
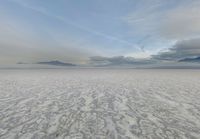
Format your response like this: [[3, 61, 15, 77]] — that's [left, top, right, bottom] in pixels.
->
[[0, 69, 200, 139]]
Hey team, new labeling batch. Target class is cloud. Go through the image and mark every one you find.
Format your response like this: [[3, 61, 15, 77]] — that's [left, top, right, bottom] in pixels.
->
[[153, 38, 200, 60], [2, 0, 200, 66], [125, 0, 200, 41], [124, 0, 164, 36], [11, 0, 142, 51], [0, 15, 92, 64], [160, 0, 200, 40], [123, 0, 174, 52], [89, 56, 156, 66]]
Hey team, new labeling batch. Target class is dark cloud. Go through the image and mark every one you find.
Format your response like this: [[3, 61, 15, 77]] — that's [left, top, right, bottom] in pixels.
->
[[153, 38, 200, 60], [89, 56, 156, 66]]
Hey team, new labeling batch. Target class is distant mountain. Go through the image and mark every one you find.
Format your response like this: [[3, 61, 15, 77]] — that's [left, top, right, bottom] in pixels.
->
[[179, 56, 200, 63], [17, 62, 27, 64], [36, 60, 76, 66]]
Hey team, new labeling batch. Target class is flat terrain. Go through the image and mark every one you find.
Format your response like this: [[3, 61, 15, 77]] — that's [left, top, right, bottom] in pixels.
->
[[0, 69, 200, 139]]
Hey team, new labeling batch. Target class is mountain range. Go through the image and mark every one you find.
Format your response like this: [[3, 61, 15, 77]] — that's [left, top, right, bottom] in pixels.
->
[[36, 60, 76, 66]]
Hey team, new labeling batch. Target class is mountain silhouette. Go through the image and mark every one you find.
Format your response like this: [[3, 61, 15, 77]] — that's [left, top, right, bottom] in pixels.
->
[[36, 60, 76, 66]]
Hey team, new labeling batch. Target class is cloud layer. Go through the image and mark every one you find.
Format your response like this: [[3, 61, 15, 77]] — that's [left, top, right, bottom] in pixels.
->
[[89, 56, 156, 66], [153, 38, 200, 60], [1, 0, 200, 67]]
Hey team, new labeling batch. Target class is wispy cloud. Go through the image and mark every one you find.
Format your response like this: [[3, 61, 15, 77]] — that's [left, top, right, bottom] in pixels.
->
[[160, 0, 200, 40], [11, 0, 143, 51], [1, 0, 200, 66], [125, 0, 200, 41], [0, 10, 92, 64], [124, 0, 165, 34]]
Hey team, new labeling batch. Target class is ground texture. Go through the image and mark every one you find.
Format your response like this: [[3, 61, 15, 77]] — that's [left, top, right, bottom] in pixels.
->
[[0, 69, 200, 139]]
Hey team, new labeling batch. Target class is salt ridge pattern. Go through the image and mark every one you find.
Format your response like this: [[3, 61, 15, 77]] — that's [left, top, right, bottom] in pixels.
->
[[0, 69, 200, 139]]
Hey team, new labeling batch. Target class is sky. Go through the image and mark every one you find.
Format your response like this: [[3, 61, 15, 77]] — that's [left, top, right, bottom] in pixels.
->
[[0, 0, 200, 66]]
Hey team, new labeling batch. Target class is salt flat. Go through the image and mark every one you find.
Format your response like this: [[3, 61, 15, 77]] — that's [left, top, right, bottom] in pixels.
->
[[0, 69, 200, 139]]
